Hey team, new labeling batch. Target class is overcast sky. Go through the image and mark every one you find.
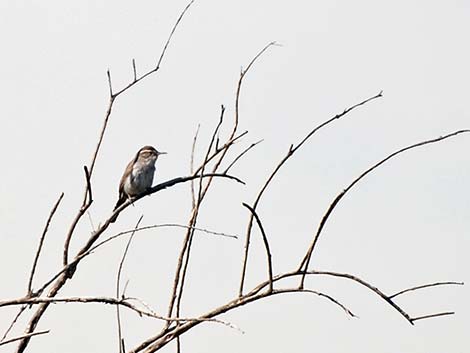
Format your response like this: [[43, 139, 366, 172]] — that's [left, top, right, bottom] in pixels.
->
[[1, 1, 469, 352]]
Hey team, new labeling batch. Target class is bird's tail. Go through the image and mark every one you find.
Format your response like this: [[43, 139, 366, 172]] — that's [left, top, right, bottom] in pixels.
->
[[110, 197, 125, 223]]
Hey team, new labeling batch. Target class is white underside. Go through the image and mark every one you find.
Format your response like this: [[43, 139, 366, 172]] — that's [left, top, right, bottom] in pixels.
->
[[124, 161, 156, 196]]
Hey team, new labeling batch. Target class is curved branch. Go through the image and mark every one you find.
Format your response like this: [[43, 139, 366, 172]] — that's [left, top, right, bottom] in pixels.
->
[[242, 203, 273, 292], [298, 129, 470, 286]]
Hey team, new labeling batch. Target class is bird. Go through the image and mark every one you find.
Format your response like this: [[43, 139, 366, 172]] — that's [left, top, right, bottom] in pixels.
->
[[110, 145, 166, 223]]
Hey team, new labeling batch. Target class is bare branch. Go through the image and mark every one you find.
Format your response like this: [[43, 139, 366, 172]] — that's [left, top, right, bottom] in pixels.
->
[[28, 192, 64, 295], [388, 281, 464, 299], [242, 203, 273, 292], [113, 0, 197, 97], [239, 91, 384, 296], [235, 42, 277, 147], [298, 129, 470, 287]]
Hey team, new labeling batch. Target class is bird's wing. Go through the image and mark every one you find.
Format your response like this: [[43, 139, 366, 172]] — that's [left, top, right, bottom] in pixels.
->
[[114, 158, 134, 211]]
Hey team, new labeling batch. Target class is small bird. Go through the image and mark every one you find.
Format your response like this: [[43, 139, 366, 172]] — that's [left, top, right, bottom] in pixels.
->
[[110, 145, 166, 223]]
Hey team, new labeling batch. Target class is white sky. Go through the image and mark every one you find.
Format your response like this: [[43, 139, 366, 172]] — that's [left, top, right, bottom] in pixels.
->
[[0, 1, 469, 352]]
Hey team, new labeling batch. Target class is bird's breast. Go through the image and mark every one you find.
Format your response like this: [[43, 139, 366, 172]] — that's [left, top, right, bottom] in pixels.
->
[[124, 163, 156, 196]]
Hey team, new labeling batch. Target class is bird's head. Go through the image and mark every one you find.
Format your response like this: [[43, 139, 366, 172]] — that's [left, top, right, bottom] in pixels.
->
[[137, 145, 167, 163]]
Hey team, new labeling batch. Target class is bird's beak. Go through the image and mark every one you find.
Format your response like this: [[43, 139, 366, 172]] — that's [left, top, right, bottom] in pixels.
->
[[157, 151, 167, 155]]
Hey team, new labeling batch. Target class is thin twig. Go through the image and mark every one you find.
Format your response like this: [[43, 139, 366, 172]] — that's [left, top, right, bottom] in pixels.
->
[[192, 131, 248, 176], [63, 166, 94, 267], [235, 42, 278, 130], [112, 224, 238, 241], [1, 306, 27, 341], [83, 166, 93, 206], [190, 124, 200, 209], [411, 312, 455, 323], [239, 90, 384, 296], [298, 129, 470, 287], [107, 69, 113, 97], [116, 216, 143, 353], [155, 0, 196, 70], [242, 203, 273, 292], [0, 330, 49, 347], [223, 139, 263, 174], [388, 281, 464, 299], [132, 58, 137, 82], [86, 211, 96, 233], [113, 0, 196, 97], [28, 192, 64, 295]]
